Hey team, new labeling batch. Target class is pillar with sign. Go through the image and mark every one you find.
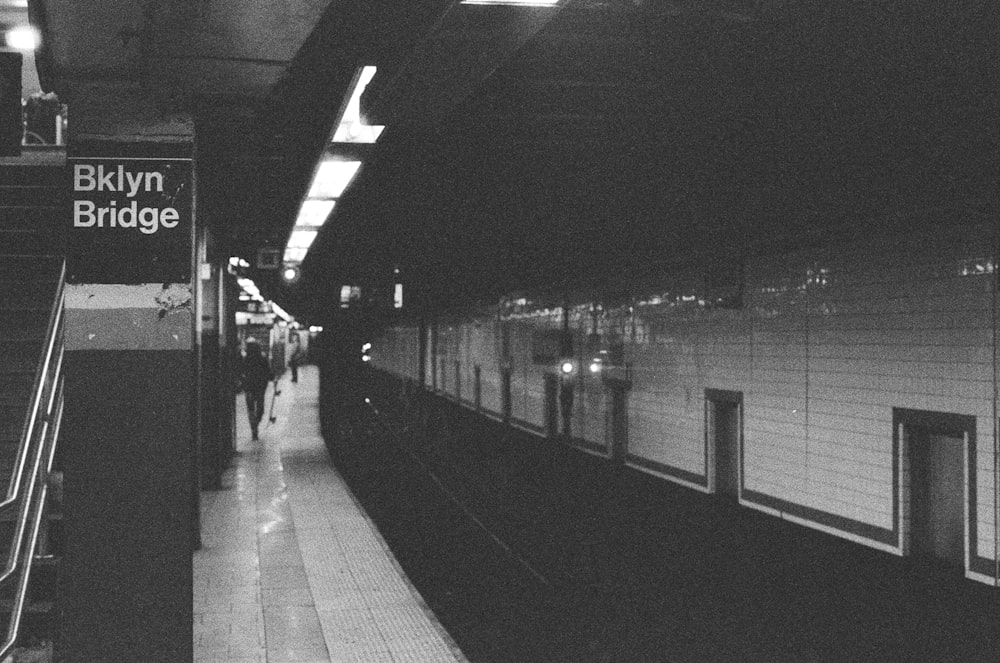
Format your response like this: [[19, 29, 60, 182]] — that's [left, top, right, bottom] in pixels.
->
[[58, 85, 195, 663]]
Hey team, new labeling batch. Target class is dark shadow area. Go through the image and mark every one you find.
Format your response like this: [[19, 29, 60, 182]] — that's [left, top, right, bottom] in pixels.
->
[[318, 362, 1000, 663]]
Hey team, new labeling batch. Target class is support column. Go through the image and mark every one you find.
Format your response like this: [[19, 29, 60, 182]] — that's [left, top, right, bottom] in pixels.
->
[[58, 82, 195, 663]]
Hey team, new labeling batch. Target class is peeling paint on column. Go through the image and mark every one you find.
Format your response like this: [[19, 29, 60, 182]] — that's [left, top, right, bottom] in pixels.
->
[[155, 283, 192, 319], [65, 283, 192, 350]]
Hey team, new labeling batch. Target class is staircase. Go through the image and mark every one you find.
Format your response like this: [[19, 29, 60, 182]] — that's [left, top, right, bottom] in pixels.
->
[[0, 150, 66, 663]]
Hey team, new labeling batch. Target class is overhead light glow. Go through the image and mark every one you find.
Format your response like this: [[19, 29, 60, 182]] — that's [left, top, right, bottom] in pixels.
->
[[5, 25, 40, 51], [308, 160, 361, 199], [332, 66, 386, 144], [296, 200, 335, 227], [271, 301, 292, 322], [560, 360, 576, 375], [287, 230, 317, 250], [282, 266, 300, 284], [237, 278, 263, 301], [284, 247, 308, 263]]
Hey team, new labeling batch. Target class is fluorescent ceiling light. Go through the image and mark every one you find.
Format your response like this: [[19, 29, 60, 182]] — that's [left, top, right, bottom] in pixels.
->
[[5, 25, 39, 50], [237, 278, 263, 301], [271, 301, 292, 322], [284, 247, 308, 262], [308, 160, 361, 199], [296, 199, 335, 227], [332, 66, 385, 144], [288, 229, 317, 250]]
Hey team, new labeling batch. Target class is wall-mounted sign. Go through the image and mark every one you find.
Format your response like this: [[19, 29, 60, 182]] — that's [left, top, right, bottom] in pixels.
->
[[256, 248, 281, 270], [68, 157, 192, 284]]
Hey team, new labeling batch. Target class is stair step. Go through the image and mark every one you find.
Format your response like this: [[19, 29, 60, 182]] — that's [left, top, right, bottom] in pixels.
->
[[8, 640, 54, 663], [0, 207, 61, 232], [0, 510, 63, 525], [0, 312, 51, 340], [0, 257, 63, 281], [0, 235, 61, 258], [0, 341, 45, 373], [0, 188, 64, 208], [0, 166, 64, 187]]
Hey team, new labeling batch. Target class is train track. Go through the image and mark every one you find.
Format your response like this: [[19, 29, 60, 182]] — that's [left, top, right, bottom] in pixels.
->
[[326, 375, 635, 663]]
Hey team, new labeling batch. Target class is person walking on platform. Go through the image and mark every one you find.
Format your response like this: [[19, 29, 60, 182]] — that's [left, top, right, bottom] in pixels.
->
[[241, 339, 272, 440], [289, 340, 304, 383]]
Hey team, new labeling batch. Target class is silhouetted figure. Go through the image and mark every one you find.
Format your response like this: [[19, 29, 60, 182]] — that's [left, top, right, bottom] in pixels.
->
[[289, 341, 304, 383], [241, 339, 272, 440]]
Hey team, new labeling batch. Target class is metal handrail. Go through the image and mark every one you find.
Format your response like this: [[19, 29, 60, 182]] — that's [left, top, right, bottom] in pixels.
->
[[0, 343, 62, 583], [0, 388, 61, 662], [2, 259, 66, 509], [0, 259, 66, 660]]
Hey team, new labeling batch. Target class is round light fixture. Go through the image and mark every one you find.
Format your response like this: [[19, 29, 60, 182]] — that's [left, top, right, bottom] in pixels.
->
[[5, 25, 40, 51]]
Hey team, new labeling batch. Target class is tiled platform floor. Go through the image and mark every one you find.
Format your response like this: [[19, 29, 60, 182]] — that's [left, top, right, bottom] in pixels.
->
[[193, 365, 468, 663]]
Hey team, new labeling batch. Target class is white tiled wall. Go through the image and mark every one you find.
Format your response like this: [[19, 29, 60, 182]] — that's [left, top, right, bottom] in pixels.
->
[[371, 211, 999, 580], [370, 325, 420, 382], [741, 215, 996, 562], [506, 317, 557, 431], [627, 302, 752, 484]]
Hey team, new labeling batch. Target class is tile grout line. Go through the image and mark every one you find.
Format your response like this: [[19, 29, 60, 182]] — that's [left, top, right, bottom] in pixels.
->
[[302, 441, 471, 663], [253, 440, 269, 663], [271, 377, 334, 663]]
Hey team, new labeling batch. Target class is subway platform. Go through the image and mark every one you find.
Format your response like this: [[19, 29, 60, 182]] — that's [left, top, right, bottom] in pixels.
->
[[193, 365, 468, 663]]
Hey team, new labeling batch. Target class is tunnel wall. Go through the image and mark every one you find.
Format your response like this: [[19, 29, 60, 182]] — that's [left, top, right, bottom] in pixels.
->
[[371, 207, 999, 584]]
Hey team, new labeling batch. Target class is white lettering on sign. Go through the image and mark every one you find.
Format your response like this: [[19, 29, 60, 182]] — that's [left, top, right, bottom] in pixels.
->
[[73, 165, 164, 197], [73, 164, 179, 234], [74, 200, 180, 235]]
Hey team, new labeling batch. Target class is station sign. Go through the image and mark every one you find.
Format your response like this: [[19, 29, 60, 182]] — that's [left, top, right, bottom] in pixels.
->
[[67, 157, 192, 284]]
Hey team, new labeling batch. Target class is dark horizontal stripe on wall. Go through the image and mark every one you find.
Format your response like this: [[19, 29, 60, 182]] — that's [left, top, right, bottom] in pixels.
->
[[510, 417, 545, 436], [626, 454, 708, 488], [565, 436, 607, 455], [970, 555, 996, 579], [479, 407, 504, 423], [742, 489, 897, 547]]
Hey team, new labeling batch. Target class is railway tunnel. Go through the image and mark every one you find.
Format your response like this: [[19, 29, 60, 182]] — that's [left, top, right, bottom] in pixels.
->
[[0, 0, 997, 660]]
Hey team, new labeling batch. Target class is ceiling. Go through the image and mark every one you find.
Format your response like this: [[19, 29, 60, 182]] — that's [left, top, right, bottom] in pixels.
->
[[27, 0, 1000, 322]]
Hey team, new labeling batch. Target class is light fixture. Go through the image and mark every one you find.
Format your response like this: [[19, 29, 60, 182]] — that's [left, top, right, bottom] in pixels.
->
[[5, 25, 39, 51], [308, 160, 361, 199], [332, 66, 385, 144], [283, 247, 308, 263], [287, 229, 317, 250], [560, 360, 576, 375], [271, 301, 292, 322], [282, 265, 300, 284], [295, 200, 335, 227]]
